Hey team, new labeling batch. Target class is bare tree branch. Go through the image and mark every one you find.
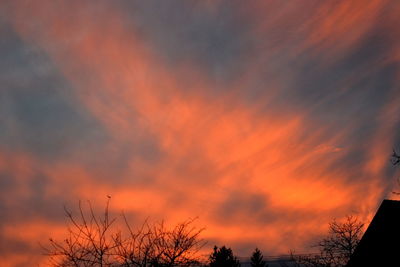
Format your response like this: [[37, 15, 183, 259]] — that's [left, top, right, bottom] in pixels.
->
[[292, 215, 364, 267], [391, 149, 400, 165], [44, 199, 205, 267]]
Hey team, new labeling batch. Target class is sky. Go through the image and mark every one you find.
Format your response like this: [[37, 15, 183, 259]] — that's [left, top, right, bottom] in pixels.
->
[[1, 0, 400, 266]]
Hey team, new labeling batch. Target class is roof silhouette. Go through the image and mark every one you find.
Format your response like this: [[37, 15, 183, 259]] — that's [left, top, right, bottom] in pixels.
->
[[346, 199, 400, 267]]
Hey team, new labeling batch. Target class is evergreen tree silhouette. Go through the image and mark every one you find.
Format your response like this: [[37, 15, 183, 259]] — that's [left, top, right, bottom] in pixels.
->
[[250, 248, 267, 267], [209, 246, 241, 267]]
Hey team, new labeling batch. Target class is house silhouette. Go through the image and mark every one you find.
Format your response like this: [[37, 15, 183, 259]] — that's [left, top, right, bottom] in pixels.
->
[[346, 199, 400, 266]]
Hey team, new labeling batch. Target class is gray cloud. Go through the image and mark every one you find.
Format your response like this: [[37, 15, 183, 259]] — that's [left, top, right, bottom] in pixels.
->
[[116, 0, 255, 83], [215, 192, 271, 225], [0, 21, 108, 161], [0, 171, 70, 226]]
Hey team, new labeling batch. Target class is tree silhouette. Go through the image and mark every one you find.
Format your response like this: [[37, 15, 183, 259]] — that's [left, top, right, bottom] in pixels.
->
[[391, 149, 400, 165], [43, 199, 205, 267], [292, 215, 364, 267], [250, 248, 267, 267], [391, 149, 400, 195], [209, 246, 240, 267]]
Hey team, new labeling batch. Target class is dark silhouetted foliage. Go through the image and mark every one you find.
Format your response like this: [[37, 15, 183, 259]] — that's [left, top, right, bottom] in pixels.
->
[[209, 246, 240, 267], [250, 248, 267, 267]]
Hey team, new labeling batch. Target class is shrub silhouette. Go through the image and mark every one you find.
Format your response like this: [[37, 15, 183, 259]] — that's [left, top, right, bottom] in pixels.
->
[[209, 246, 240, 267]]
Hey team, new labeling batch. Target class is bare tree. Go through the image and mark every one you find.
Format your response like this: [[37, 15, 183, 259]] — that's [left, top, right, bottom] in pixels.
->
[[43, 199, 205, 267], [44, 199, 117, 267], [391, 149, 400, 165], [292, 215, 364, 267], [113, 218, 205, 267], [391, 149, 400, 195]]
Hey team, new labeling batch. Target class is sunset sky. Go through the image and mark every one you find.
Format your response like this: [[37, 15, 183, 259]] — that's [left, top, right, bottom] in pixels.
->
[[1, 1, 400, 266]]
